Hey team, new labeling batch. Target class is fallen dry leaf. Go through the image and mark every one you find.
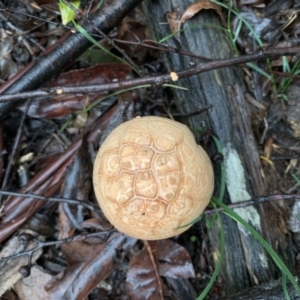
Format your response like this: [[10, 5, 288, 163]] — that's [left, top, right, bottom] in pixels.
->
[[19, 63, 132, 119], [166, 6, 182, 34], [180, 0, 226, 30], [45, 233, 136, 300], [14, 265, 53, 300], [126, 239, 195, 299], [149, 240, 195, 278], [0, 230, 44, 296]]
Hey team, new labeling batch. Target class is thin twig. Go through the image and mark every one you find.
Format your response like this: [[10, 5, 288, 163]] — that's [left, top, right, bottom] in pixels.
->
[[204, 194, 300, 215], [113, 38, 214, 61], [144, 241, 164, 300], [0, 190, 298, 214], [0, 100, 31, 206], [0, 190, 100, 211], [0, 231, 112, 262], [0, 46, 299, 102], [0, 193, 298, 263]]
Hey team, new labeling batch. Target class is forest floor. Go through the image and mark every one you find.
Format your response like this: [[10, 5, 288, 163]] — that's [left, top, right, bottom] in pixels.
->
[[0, 1, 300, 299]]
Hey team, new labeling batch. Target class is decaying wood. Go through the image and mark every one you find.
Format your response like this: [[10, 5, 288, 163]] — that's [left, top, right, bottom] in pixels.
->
[[143, 0, 292, 295], [220, 271, 300, 300]]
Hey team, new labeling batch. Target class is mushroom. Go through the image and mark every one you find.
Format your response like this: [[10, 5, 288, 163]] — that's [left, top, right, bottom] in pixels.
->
[[93, 116, 214, 240]]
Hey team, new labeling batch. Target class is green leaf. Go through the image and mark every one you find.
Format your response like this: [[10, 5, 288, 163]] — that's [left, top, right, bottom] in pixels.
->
[[59, 1, 81, 25]]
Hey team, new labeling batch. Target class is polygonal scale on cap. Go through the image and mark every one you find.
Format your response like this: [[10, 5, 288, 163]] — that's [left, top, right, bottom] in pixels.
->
[[93, 116, 214, 240]]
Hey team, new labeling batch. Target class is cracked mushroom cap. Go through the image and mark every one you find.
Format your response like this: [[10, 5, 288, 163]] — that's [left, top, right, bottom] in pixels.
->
[[93, 116, 214, 240]]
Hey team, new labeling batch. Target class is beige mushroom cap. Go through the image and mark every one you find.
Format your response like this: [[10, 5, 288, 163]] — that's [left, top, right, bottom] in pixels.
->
[[93, 116, 214, 240]]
